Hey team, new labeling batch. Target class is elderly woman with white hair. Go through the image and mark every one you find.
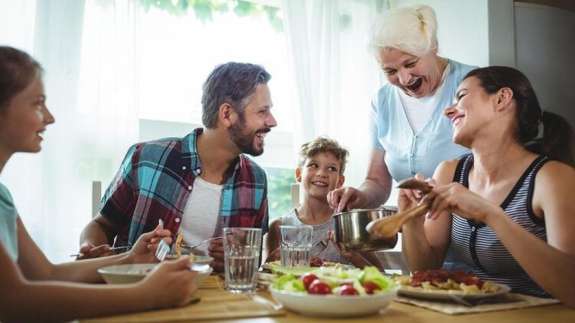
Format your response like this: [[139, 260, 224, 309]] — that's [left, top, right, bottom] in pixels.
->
[[328, 5, 475, 211]]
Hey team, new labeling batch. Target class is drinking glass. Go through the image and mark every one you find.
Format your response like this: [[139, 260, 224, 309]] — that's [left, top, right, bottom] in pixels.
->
[[223, 227, 262, 293], [280, 225, 313, 267]]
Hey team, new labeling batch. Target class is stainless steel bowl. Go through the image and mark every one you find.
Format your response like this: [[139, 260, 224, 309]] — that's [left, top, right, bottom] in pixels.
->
[[334, 206, 398, 251]]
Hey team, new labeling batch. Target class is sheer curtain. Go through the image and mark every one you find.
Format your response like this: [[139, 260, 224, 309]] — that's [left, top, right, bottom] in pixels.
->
[[0, 0, 139, 262], [0, 0, 391, 262], [280, 0, 389, 187]]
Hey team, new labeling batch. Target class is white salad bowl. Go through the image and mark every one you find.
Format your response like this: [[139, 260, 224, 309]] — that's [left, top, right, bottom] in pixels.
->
[[270, 286, 398, 317]]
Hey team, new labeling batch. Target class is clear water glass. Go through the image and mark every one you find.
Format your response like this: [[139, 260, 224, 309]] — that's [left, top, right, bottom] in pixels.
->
[[280, 225, 313, 267], [223, 227, 262, 293]]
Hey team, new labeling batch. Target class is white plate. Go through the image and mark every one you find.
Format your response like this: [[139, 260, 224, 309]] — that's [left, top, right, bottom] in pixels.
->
[[398, 283, 511, 301], [98, 260, 212, 285], [270, 286, 397, 317]]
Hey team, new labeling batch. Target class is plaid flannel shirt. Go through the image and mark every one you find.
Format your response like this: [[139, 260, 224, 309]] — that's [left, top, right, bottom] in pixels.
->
[[99, 128, 268, 246]]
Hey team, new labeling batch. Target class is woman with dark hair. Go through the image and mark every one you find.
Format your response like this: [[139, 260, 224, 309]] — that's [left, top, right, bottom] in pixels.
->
[[0, 46, 199, 322], [399, 66, 575, 306]]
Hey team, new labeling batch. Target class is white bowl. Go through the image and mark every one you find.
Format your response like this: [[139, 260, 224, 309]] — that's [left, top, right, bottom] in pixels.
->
[[98, 261, 212, 285], [270, 286, 397, 317]]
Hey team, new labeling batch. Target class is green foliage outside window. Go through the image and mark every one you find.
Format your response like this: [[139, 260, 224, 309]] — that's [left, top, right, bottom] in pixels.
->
[[137, 0, 284, 32], [265, 167, 295, 220]]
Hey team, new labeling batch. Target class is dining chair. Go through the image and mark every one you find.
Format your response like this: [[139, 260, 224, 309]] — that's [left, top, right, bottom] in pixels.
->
[[92, 180, 101, 218]]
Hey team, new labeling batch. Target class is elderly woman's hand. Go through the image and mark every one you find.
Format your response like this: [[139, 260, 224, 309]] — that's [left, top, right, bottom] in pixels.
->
[[327, 186, 368, 213], [426, 183, 504, 224]]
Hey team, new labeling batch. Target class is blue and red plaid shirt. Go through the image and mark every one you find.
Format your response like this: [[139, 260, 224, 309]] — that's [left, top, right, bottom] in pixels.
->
[[99, 128, 269, 246]]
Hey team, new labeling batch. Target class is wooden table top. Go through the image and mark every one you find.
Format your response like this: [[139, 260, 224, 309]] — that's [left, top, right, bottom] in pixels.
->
[[84, 276, 575, 323], [240, 302, 574, 323]]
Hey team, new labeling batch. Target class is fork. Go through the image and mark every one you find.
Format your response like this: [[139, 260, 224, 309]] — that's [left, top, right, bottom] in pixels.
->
[[69, 245, 131, 258], [185, 236, 223, 250], [155, 219, 171, 261]]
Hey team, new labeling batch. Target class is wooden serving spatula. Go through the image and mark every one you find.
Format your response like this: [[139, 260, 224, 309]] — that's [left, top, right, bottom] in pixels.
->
[[366, 178, 433, 239]]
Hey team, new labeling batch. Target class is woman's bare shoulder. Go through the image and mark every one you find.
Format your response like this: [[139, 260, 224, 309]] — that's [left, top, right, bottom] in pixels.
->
[[433, 159, 461, 185], [534, 160, 575, 195]]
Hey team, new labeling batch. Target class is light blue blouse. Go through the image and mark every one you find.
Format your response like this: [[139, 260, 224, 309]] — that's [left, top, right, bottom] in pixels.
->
[[370, 59, 475, 181], [0, 182, 18, 261]]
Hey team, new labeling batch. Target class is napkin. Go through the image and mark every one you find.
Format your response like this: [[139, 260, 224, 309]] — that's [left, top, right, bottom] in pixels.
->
[[394, 293, 559, 315]]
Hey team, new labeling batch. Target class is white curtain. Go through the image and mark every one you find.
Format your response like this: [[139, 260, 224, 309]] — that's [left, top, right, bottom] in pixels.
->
[[280, 0, 389, 187], [0, 0, 139, 263], [0, 0, 392, 262]]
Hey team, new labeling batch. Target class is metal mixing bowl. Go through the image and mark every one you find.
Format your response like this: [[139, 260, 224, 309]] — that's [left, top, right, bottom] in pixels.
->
[[334, 206, 398, 251]]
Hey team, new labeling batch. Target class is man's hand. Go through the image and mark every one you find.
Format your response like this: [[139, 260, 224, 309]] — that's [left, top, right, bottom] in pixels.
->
[[208, 238, 224, 273], [76, 243, 113, 260]]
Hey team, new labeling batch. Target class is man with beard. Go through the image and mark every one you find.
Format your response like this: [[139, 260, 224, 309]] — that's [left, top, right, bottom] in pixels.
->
[[78, 62, 277, 272]]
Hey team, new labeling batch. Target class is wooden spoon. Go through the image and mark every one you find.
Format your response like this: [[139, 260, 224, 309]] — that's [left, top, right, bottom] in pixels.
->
[[365, 178, 433, 239], [366, 203, 430, 239], [396, 177, 433, 193]]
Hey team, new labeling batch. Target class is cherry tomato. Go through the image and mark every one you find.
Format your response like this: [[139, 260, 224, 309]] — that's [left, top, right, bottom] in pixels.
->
[[338, 284, 359, 296], [301, 273, 319, 290], [308, 280, 332, 295], [362, 281, 381, 294]]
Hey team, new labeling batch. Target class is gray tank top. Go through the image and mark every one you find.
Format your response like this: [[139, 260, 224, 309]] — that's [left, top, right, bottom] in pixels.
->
[[280, 209, 349, 264], [448, 154, 549, 297]]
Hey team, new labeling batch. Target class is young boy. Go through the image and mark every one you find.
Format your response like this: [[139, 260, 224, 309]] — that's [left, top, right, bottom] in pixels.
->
[[265, 137, 373, 267]]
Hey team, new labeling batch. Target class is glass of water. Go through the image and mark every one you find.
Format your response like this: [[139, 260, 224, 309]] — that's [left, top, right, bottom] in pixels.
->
[[223, 227, 262, 293], [280, 225, 313, 267]]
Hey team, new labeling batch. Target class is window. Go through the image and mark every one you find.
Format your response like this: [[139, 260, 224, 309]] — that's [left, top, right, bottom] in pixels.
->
[[80, 0, 299, 219]]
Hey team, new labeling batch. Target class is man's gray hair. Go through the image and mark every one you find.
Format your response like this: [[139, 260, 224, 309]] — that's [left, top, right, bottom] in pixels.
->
[[201, 62, 271, 128]]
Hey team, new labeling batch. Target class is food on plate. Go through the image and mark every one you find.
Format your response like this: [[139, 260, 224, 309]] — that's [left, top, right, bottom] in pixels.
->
[[301, 273, 319, 290], [310, 257, 325, 267], [309, 280, 332, 295], [262, 260, 353, 276], [173, 231, 184, 257], [395, 269, 501, 294], [271, 266, 396, 296]]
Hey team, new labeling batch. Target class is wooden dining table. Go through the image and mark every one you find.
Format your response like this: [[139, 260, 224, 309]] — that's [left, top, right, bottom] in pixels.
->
[[83, 275, 575, 323]]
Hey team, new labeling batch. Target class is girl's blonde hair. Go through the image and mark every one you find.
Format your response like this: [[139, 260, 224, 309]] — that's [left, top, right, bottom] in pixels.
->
[[370, 5, 438, 57]]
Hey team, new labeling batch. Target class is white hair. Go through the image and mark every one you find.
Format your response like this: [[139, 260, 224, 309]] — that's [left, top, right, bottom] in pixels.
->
[[370, 5, 438, 57]]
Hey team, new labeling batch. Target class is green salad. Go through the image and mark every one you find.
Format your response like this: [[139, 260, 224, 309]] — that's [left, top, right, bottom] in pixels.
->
[[271, 266, 396, 296]]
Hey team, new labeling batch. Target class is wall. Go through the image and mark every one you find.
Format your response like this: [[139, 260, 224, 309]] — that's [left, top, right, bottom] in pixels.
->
[[0, 0, 36, 50], [514, 3, 575, 127], [393, 0, 490, 67]]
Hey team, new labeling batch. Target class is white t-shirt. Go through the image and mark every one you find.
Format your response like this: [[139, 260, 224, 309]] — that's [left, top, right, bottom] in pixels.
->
[[399, 64, 451, 133], [180, 177, 222, 254]]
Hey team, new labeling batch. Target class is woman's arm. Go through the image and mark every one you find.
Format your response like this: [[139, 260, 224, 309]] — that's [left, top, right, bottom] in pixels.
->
[[358, 149, 393, 208], [488, 161, 575, 306], [401, 160, 456, 271], [18, 219, 170, 283], [1, 242, 197, 323], [328, 149, 392, 211]]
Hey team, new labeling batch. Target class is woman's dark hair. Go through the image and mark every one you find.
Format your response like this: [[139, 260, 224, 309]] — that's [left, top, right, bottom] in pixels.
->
[[464, 66, 574, 166], [0, 46, 42, 111]]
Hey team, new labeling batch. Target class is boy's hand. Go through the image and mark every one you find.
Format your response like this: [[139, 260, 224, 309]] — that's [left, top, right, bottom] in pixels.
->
[[265, 248, 280, 262]]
